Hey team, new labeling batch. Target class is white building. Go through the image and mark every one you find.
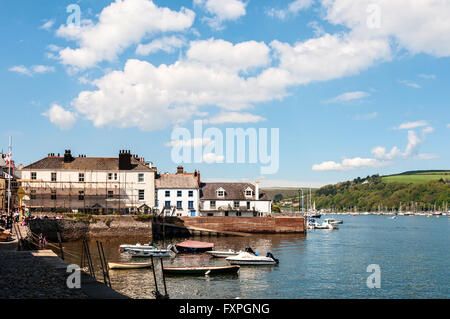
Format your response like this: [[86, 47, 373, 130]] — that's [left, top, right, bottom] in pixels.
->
[[155, 166, 200, 216], [199, 182, 271, 217], [19, 150, 156, 214]]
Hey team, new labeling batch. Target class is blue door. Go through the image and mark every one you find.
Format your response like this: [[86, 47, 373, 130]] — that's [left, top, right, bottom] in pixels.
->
[[190, 210, 196, 216]]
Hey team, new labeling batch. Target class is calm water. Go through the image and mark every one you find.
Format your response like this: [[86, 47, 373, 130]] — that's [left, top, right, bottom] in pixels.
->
[[59, 215, 449, 299]]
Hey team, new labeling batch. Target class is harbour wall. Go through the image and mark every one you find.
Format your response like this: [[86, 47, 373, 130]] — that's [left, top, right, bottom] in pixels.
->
[[27, 215, 152, 242], [180, 216, 306, 234]]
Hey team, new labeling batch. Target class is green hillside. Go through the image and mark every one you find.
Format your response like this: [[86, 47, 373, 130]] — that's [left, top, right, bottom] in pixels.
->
[[382, 170, 450, 184]]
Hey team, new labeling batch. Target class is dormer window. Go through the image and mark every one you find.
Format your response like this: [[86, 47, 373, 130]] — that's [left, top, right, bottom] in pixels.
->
[[245, 187, 253, 197], [216, 188, 225, 198]]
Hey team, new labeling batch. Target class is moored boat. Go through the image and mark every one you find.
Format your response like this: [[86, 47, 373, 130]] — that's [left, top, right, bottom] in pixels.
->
[[206, 249, 241, 258], [120, 243, 177, 257], [226, 252, 279, 266], [108, 262, 152, 270], [175, 240, 214, 253], [163, 265, 240, 275]]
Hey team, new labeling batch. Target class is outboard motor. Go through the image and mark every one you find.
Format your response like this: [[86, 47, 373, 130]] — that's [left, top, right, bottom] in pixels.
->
[[266, 252, 279, 264], [168, 244, 178, 254]]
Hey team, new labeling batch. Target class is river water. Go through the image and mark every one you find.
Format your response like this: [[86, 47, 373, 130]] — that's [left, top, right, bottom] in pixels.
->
[[58, 215, 449, 299]]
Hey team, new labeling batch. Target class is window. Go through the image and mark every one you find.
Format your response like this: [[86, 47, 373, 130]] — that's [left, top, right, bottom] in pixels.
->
[[107, 191, 114, 199], [217, 190, 225, 197], [165, 201, 171, 207], [245, 190, 253, 196], [138, 173, 144, 183], [188, 190, 193, 197], [51, 172, 57, 182], [31, 172, 37, 180], [31, 190, 36, 200], [78, 191, 84, 201], [79, 173, 85, 182], [177, 201, 182, 209], [108, 173, 118, 180], [247, 201, 251, 209], [188, 201, 194, 209], [234, 201, 239, 209], [210, 201, 216, 209], [237, 212, 242, 216], [50, 190, 56, 200], [165, 190, 170, 197], [138, 190, 145, 201], [177, 190, 182, 197]]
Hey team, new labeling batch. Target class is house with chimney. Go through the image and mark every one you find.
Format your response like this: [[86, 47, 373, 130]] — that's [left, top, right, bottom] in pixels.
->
[[18, 150, 156, 214], [199, 181, 271, 217], [155, 166, 201, 216]]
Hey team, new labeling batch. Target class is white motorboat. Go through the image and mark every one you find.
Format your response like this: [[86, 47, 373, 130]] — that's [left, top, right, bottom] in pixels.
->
[[322, 219, 339, 229], [206, 249, 241, 258], [226, 251, 279, 266], [120, 243, 177, 257]]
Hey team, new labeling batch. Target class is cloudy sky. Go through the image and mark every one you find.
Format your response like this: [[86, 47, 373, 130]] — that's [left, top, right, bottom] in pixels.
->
[[1, 0, 449, 187]]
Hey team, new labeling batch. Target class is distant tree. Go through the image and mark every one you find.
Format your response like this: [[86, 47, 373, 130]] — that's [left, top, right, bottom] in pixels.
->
[[274, 194, 283, 203], [272, 205, 281, 214]]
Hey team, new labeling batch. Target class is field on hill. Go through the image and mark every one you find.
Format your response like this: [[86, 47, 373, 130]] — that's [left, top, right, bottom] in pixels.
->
[[262, 188, 304, 200], [382, 171, 450, 184]]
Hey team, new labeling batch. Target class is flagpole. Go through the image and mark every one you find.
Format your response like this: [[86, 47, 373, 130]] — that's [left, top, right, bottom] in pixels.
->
[[7, 136, 11, 218]]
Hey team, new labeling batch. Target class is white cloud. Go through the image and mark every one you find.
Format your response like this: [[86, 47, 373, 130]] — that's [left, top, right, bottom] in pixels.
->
[[313, 125, 435, 171], [9, 65, 55, 76], [194, 0, 246, 29], [136, 36, 185, 55], [447, 124, 450, 129], [398, 80, 421, 89], [266, 0, 314, 20], [416, 154, 439, 160], [418, 74, 436, 80], [325, 91, 369, 103], [165, 138, 213, 148], [322, 0, 450, 57], [43, 104, 77, 130], [205, 112, 266, 124], [40, 20, 55, 30], [353, 112, 378, 120], [9, 65, 31, 76], [395, 120, 428, 130], [186, 38, 271, 72], [270, 33, 391, 85], [56, 0, 195, 69], [312, 157, 388, 171], [202, 152, 224, 163]]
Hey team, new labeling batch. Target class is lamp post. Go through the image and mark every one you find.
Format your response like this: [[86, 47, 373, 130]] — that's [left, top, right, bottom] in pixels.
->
[[298, 189, 304, 216]]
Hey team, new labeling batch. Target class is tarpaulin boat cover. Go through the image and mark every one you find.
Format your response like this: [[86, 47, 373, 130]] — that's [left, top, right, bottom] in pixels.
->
[[176, 240, 214, 249]]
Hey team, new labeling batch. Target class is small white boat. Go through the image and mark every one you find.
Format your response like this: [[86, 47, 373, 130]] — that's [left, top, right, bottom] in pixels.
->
[[120, 243, 177, 257], [322, 218, 339, 229], [206, 249, 241, 258], [226, 252, 279, 266], [108, 262, 152, 270]]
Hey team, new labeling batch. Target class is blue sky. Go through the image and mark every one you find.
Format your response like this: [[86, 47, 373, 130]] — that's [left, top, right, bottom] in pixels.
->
[[1, 0, 449, 187]]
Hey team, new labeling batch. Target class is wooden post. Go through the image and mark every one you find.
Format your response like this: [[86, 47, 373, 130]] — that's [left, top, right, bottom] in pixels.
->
[[57, 232, 64, 260]]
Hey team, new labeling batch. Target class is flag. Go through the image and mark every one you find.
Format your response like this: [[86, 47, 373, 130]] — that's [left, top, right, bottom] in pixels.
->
[[5, 152, 11, 164]]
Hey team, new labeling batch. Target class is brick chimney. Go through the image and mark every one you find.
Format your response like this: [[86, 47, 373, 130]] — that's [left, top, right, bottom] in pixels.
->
[[176, 166, 184, 174], [119, 150, 132, 170], [64, 150, 74, 163]]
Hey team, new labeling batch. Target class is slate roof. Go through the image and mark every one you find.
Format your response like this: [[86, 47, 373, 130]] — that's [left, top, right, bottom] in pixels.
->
[[200, 182, 269, 201], [155, 174, 199, 189], [22, 156, 154, 171]]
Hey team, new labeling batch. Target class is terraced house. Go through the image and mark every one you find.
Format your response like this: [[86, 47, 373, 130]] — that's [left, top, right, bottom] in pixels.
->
[[19, 150, 156, 214], [155, 166, 201, 216], [199, 181, 271, 217]]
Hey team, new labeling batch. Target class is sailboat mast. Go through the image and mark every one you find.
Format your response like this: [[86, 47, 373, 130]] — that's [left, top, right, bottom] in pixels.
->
[[7, 136, 12, 216]]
